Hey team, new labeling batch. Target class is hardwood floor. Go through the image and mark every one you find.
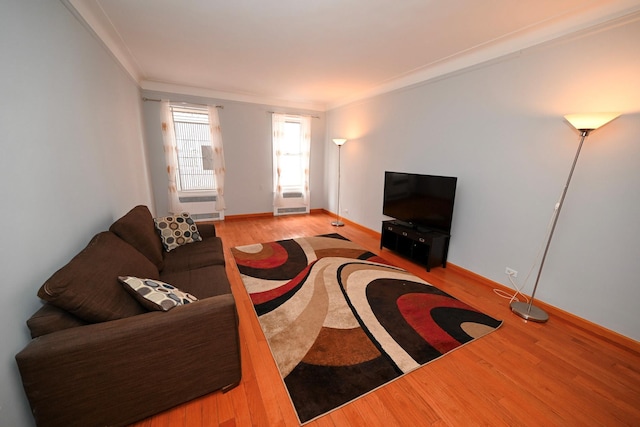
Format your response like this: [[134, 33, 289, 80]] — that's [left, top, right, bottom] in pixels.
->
[[130, 212, 640, 426]]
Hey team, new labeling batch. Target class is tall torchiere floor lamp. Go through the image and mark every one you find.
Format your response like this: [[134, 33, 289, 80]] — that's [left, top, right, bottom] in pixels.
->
[[511, 112, 620, 323], [331, 138, 347, 226]]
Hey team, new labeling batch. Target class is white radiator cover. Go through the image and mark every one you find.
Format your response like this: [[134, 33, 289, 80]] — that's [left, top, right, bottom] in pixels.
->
[[273, 191, 309, 216], [178, 194, 224, 221]]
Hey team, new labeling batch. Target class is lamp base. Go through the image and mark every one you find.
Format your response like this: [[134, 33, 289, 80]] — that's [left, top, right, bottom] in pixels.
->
[[510, 301, 549, 323], [331, 220, 344, 227]]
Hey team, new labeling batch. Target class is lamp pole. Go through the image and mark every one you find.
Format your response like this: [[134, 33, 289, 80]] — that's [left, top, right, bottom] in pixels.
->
[[331, 139, 346, 226]]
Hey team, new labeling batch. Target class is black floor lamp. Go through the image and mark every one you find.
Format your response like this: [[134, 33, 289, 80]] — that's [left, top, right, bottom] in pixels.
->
[[331, 138, 347, 227], [511, 112, 620, 323]]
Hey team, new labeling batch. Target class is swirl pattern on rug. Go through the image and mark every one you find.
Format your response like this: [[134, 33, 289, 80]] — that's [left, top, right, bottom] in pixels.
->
[[232, 233, 502, 424]]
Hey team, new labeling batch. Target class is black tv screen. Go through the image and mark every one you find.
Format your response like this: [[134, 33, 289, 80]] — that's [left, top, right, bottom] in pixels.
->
[[383, 171, 457, 233]]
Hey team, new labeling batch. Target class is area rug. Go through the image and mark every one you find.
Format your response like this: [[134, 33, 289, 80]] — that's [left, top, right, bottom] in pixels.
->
[[231, 234, 502, 424]]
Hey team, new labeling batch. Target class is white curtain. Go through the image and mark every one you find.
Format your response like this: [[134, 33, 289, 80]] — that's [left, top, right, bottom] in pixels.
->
[[272, 113, 287, 208], [208, 106, 226, 211], [160, 100, 187, 214], [300, 116, 311, 205], [272, 113, 311, 208]]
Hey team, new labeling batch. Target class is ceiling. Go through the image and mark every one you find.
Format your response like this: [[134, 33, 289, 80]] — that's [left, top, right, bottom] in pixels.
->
[[65, 0, 640, 110]]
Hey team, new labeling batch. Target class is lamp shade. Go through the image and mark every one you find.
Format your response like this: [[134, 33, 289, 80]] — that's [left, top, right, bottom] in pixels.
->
[[564, 113, 620, 131], [333, 138, 347, 146]]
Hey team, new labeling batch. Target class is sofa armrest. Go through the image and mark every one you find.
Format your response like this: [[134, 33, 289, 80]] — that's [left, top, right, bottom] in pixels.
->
[[198, 222, 217, 238], [16, 294, 241, 427]]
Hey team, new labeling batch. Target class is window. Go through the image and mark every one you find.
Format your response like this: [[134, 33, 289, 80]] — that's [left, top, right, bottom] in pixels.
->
[[272, 113, 311, 211], [278, 118, 305, 189], [170, 106, 215, 192]]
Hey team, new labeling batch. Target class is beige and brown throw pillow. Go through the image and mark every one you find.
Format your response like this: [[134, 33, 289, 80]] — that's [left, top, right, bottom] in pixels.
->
[[153, 213, 202, 252], [119, 276, 198, 311]]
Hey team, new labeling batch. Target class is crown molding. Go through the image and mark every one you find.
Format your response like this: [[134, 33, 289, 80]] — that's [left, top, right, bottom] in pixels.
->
[[61, 0, 142, 84], [140, 80, 326, 112]]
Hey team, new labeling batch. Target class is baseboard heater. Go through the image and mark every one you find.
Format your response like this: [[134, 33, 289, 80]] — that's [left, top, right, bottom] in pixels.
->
[[275, 206, 308, 215], [190, 212, 222, 221]]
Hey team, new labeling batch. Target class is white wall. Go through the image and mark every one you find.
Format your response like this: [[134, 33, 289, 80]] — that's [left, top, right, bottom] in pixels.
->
[[326, 18, 640, 340], [0, 2, 153, 426], [142, 91, 326, 217]]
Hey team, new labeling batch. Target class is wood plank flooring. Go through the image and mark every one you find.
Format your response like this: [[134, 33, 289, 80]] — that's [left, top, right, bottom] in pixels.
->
[[130, 212, 640, 426]]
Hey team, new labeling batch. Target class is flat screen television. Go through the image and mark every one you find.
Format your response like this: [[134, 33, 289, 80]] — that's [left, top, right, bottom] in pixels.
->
[[382, 171, 457, 234]]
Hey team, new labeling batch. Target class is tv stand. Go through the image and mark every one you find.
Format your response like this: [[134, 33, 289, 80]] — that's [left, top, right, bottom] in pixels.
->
[[380, 220, 450, 272], [394, 220, 414, 229]]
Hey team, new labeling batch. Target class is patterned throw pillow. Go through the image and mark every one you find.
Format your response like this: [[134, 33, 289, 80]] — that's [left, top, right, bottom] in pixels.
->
[[153, 213, 202, 252], [118, 276, 198, 311]]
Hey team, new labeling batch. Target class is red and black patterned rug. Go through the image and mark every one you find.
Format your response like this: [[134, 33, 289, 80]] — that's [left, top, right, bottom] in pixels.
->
[[231, 233, 502, 424]]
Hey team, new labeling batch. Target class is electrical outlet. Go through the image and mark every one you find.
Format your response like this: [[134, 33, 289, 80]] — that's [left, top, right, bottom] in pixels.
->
[[343, 208, 349, 214], [505, 267, 518, 277]]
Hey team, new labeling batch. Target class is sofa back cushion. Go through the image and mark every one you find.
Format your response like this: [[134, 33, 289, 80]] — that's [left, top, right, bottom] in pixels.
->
[[109, 205, 165, 270], [37, 232, 159, 323]]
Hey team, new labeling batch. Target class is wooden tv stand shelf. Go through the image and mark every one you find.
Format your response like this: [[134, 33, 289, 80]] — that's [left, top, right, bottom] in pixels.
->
[[380, 221, 450, 272]]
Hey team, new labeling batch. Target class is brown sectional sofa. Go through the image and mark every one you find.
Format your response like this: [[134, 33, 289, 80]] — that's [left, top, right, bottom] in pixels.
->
[[15, 205, 241, 427]]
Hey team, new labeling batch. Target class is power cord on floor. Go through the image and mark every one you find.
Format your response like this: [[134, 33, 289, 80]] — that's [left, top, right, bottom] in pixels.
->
[[494, 198, 563, 305], [493, 272, 530, 303]]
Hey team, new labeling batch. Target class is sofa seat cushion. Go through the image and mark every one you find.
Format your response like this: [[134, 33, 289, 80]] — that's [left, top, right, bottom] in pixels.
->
[[109, 205, 165, 270], [162, 236, 225, 273], [37, 232, 158, 323], [27, 303, 88, 338], [160, 265, 231, 299], [119, 276, 198, 311]]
